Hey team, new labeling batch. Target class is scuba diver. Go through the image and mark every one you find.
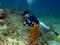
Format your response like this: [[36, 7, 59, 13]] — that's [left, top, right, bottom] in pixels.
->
[[22, 10, 60, 44], [22, 10, 60, 33], [22, 10, 51, 31]]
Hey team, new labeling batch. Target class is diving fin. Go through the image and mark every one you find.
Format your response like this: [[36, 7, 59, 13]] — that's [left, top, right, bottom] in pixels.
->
[[57, 34, 60, 40], [52, 30, 60, 40], [52, 30, 59, 36]]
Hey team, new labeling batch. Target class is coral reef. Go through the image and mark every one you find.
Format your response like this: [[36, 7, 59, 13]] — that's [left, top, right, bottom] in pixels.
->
[[0, 9, 60, 45], [0, 10, 30, 45]]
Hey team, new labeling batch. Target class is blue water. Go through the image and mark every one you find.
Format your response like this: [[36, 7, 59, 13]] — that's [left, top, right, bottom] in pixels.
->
[[0, 0, 60, 17], [0, 0, 60, 44]]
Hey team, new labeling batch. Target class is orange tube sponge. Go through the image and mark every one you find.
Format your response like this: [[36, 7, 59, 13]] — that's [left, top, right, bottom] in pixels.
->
[[29, 23, 41, 42], [34, 23, 41, 40]]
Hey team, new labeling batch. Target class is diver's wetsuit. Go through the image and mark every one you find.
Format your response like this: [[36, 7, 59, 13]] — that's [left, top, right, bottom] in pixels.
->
[[26, 15, 51, 32], [23, 12, 51, 31]]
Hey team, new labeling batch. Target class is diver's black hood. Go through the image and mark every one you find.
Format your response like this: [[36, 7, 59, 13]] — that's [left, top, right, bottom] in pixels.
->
[[24, 10, 30, 14]]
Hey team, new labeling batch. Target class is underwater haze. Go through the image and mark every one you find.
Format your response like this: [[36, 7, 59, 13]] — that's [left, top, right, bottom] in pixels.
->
[[0, 0, 60, 31], [0, 0, 60, 16], [0, 0, 60, 45]]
